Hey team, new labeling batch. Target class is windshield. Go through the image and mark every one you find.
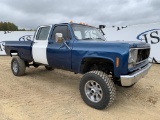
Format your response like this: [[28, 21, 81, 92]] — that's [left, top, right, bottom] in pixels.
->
[[72, 24, 106, 41]]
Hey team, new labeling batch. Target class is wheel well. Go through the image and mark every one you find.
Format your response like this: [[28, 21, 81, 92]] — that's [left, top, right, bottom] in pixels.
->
[[10, 50, 29, 67], [80, 58, 114, 75]]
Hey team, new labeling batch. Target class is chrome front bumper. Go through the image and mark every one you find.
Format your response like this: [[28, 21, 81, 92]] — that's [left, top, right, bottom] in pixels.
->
[[120, 64, 152, 86]]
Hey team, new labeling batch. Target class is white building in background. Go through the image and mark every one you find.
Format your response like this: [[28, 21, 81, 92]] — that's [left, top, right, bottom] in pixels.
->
[[0, 31, 34, 55], [104, 22, 160, 63]]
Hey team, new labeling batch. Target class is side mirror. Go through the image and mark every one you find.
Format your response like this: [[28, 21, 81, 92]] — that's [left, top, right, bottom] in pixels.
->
[[55, 33, 63, 43], [99, 25, 106, 29], [98, 25, 106, 35]]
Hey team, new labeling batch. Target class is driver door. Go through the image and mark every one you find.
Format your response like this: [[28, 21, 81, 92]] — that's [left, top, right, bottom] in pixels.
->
[[47, 25, 72, 70]]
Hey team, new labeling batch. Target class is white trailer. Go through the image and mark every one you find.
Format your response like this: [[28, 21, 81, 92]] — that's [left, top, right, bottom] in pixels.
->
[[0, 31, 34, 55], [105, 22, 160, 63]]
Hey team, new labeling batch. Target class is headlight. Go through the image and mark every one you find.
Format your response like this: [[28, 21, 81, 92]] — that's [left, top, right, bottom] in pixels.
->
[[128, 49, 138, 68]]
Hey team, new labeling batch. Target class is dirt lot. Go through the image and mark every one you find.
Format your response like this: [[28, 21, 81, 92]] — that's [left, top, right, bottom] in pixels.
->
[[0, 56, 160, 120]]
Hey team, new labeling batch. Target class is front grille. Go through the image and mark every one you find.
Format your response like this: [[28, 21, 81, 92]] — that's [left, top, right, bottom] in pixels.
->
[[136, 48, 150, 63]]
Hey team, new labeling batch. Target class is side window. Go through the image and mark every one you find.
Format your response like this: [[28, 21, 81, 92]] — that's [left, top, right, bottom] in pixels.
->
[[52, 26, 71, 40], [36, 26, 50, 40]]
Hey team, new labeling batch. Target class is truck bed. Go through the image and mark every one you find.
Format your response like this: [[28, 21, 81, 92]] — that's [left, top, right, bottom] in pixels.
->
[[4, 41, 33, 62]]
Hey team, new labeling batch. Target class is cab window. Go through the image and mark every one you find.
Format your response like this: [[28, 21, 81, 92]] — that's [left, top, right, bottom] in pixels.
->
[[36, 26, 50, 40], [52, 26, 71, 40]]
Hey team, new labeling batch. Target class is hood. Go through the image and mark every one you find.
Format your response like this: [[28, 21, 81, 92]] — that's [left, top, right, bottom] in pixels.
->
[[80, 39, 150, 48], [113, 40, 150, 48]]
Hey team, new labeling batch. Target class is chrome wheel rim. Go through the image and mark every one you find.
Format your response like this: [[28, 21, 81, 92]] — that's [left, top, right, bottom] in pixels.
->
[[13, 61, 18, 73], [84, 80, 103, 103]]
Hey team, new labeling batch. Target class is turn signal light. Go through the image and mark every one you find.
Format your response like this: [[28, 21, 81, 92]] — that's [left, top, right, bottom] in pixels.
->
[[116, 57, 119, 67], [70, 20, 73, 23]]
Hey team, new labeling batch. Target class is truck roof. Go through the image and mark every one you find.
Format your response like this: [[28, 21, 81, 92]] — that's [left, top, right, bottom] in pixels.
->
[[38, 23, 96, 28]]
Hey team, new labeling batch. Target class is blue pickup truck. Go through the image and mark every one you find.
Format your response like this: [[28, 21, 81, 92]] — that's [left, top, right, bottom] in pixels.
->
[[4, 23, 151, 109]]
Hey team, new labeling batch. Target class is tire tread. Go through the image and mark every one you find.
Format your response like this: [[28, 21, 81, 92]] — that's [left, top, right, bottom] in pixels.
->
[[80, 70, 116, 109], [11, 56, 26, 76]]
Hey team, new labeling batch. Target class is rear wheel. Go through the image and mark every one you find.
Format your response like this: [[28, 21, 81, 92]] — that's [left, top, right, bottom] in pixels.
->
[[11, 56, 26, 76], [80, 71, 116, 109]]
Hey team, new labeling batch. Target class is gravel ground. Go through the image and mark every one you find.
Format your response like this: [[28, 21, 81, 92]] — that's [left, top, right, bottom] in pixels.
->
[[0, 56, 160, 120]]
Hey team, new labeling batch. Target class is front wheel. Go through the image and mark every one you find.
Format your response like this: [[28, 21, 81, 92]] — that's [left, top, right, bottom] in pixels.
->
[[11, 56, 26, 76], [80, 71, 116, 109]]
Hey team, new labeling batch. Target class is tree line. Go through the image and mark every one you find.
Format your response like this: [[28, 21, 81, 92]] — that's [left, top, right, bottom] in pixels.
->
[[0, 22, 18, 31], [0, 21, 34, 31]]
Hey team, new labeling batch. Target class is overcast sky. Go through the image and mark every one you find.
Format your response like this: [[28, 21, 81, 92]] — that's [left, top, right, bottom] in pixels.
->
[[0, 0, 160, 29]]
